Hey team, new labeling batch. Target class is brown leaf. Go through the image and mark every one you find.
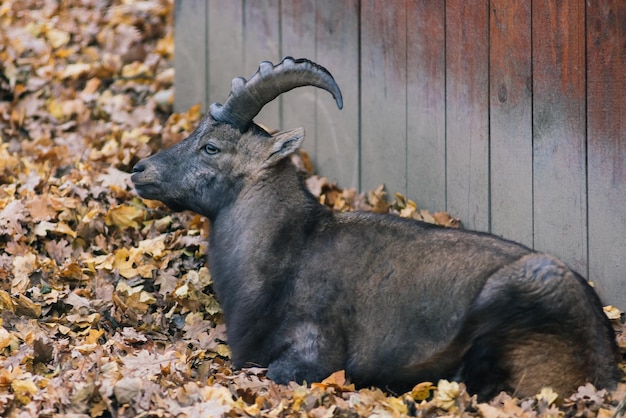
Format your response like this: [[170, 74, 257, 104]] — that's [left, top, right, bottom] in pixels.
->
[[11, 253, 37, 293], [0, 200, 26, 237], [24, 195, 57, 222]]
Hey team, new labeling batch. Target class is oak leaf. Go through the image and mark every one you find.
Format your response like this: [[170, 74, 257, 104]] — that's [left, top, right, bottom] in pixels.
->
[[0, 200, 26, 237], [12, 253, 37, 293], [433, 380, 461, 411]]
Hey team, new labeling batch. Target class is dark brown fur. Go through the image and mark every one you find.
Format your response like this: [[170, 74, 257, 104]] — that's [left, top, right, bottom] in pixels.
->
[[131, 61, 620, 400]]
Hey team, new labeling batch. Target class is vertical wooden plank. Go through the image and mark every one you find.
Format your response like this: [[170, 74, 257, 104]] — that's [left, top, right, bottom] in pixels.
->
[[207, 0, 244, 107], [532, 1, 587, 275], [360, 0, 407, 196], [315, 0, 360, 189], [173, 0, 207, 112], [280, 0, 318, 162], [489, 0, 533, 247], [406, 0, 446, 212], [586, 0, 626, 307], [446, 0, 490, 231], [243, 0, 281, 130]]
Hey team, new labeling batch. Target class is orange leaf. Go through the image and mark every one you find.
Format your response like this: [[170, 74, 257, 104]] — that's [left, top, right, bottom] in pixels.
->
[[311, 370, 355, 392]]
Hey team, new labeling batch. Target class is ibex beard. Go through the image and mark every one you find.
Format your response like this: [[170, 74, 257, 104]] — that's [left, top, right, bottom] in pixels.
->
[[131, 57, 621, 400]]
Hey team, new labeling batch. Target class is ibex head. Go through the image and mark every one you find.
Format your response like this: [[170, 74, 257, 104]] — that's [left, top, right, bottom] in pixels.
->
[[131, 57, 343, 219]]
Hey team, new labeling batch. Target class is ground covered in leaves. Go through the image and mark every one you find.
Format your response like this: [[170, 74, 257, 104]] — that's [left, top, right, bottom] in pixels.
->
[[0, 1, 625, 417]]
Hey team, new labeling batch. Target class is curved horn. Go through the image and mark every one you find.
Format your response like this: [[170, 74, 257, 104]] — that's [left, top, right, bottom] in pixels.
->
[[209, 57, 343, 130]]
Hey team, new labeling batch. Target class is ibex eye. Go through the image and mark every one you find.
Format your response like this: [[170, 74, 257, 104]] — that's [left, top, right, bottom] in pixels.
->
[[203, 143, 220, 155]]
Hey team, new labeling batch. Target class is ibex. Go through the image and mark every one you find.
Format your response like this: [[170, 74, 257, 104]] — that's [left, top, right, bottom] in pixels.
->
[[132, 57, 620, 400]]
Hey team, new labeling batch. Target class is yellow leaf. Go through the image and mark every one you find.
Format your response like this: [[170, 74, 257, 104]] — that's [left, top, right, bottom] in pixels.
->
[[411, 381, 435, 401], [155, 33, 174, 57], [85, 329, 104, 345], [55, 222, 77, 237], [137, 235, 167, 259], [0, 290, 14, 313], [138, 290, 156, 304], [45, 27, 70, 49], [184, 267, 212, 288], [81, 207, 102, 223], [105, 204, 144, 229], [433, 380, 460, 411], [74, 343, 98, 354], [174, 283, 189, 298], [536, 387, 559, 406], [66, 312, 100, 327], [34, 221, 77, 238], [121, 62, 151, 78], [399, 201, 417, 218], [0, 366, 20, 387], [367, 184, 389, 213], [134, 262, 157, 278], [121, 128, 151, 144], [46, 98, 65, 119], [0, 328, 13, 350], [603, 305, 622, 320], [216, 344, 231, 358], [477, 403, 509, 418], [116, 280, 140, 295], [113, 248, 137, 278], [383, 396, 408, 415], [88, 254, 114, 271], [420, 209, 436, 224], [125, 292, 151, 314], [59, 63, 91, 79], [12, 378, 38, 396]]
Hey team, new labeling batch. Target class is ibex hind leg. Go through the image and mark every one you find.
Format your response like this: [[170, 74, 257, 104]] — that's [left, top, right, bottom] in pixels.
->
[[461, 330, 588, 400], [459, 253, 620, 400]]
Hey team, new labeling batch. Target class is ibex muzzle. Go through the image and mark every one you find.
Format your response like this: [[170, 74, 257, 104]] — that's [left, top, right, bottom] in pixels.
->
[[132, 57, 620, 400]]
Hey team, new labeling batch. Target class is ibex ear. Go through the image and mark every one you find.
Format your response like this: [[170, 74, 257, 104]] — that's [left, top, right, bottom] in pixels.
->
[[263, 127, 305, 167]]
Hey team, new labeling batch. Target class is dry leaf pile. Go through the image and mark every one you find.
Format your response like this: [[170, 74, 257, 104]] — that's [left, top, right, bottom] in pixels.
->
[[0, 1, 624, 417]]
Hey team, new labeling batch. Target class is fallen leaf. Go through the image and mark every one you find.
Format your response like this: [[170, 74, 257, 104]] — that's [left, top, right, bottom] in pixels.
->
[[411, 381, 436, 401], [105, 204, 145, 229]]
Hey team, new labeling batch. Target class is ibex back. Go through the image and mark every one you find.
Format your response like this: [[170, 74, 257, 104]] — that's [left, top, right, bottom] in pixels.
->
[[132, 57, 620, 400]]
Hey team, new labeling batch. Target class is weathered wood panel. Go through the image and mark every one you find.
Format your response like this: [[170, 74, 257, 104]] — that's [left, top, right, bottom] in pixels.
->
[[586, 0, 626, 306], [281, 0, 318, 160], [173, 0, 207, 111], [243, 0, 281, 129], [406, 0, 446, 213], [314, 0, 360, 189], [445, 0, 490, 231], [207, 1, 243, 106], [489, 0, 533, 247], [360, 0, 407, 196], [281, 0, 360, 189], [532, 0, 588, 275]]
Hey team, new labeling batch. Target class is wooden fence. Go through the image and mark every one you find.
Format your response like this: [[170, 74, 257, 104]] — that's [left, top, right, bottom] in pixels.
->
[[173, 0, 626, 308]]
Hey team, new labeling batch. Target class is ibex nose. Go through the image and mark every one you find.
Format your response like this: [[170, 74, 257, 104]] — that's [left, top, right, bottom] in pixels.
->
[[132, 161, 146, 173]]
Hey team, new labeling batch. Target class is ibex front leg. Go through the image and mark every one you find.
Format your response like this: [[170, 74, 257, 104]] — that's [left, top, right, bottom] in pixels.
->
[[267, 322, 345, 385]]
